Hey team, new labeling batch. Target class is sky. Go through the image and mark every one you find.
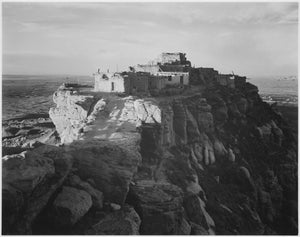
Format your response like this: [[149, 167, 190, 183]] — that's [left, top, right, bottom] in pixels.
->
[[2, 2, 298, 77]]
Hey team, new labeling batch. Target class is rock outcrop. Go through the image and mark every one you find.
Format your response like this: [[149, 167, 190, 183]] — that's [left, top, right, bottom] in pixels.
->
[[49, 84, 98, 144], [2, 145, 73, 234], [68, 139, 141, 205], [49, 186, 92, 226], [127, 180, 191, 235], [3, 77, 297, 235], [64, 174, 104, 209], [86, 206, 141, 235]]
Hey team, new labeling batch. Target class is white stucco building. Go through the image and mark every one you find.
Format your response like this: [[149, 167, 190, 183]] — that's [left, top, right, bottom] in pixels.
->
[[94, 72, 126, 93]]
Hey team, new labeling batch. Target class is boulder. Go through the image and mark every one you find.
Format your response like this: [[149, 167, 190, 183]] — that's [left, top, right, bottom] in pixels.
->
[[134, 99, 161, 124], [64, 174, 103, 209], [86, 206, 141, 235], [213, 139, 227, 157], [193, 143, 203, 163], [190, 222, 209, 235], [199, 134, 215, 165], [69, 139, 141, 205], [186, 98, 214, 134], [50, 186, 92, 226], [128, 180, 188, 235], [258, 123, 272, 143], [228, 148, 235, 162], [49, 85, 97, 144], [183, 194, 215, 230], [110, 203, 121, 211], [2, 184, 24, 234], [3, 145, 73, 234], [3, 151, 55, 193]]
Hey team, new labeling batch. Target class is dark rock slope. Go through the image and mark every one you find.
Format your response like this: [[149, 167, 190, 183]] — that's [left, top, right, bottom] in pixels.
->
[[2, 82, 297, 235]]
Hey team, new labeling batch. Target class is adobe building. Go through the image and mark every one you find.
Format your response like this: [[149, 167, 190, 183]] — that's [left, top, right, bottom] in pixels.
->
[[189, 67, 219, 85], [93, 52, 247, 94], [94, 72, 126, 93], [217, 74, 235, 88], [135, 52, 190, 86], [234, 75, 247, 88], [94, 71, 150, 93]]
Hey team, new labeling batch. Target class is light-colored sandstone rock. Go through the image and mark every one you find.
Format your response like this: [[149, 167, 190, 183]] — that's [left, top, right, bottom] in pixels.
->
[[110, 203, 121, 211], [193, 143, 203, 162], [213, 139, 227, 157], [228, 148, 236, 162], [209, 150, 216, 164], [86, 99, 106, 124], [134, 99, 161, 124], [204, 146, 209, 165], [49, 85, 97, 144]]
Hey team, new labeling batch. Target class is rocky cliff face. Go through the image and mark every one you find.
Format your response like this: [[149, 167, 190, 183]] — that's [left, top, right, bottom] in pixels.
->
[[49, 84, 98, 144], [135, 83, 297, 234], [3, 82, 297, 235]]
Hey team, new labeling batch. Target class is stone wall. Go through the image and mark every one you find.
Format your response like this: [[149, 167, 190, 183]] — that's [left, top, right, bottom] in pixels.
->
[[94, 73, 126, 93], [234, 75, 247, 88], [135, 64, 161, 74], [189, 67, 219, 85], [148, 76, 166, 90], [160, 52, 182, 64], [217, 74, 235, 88], [126, 72, 149, 93], [157, 72, 189, 85]]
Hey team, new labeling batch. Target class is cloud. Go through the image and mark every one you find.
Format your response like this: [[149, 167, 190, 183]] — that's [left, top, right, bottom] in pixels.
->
[[2, 2, 298, 76]]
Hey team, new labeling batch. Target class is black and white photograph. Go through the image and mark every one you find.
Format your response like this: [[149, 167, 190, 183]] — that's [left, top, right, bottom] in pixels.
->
[[1, 1, 298, 235]]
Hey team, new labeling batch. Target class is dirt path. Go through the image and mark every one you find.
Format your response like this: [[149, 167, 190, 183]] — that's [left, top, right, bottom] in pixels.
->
[[81, 96, 138, 141]]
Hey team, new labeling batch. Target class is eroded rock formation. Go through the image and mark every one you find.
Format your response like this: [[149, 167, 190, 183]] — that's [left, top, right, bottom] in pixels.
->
[[2, 80, 297, 235]]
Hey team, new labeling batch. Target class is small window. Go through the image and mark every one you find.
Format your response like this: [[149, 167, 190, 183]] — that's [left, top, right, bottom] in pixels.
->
[[168, 76, 172, 81]]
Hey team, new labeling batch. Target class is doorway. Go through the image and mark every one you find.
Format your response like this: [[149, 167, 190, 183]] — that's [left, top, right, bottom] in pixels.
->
[[111, 82, 115, 91], [180, 75, 184, 84]]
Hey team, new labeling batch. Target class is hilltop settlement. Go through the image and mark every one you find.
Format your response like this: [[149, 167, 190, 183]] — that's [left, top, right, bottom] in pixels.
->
[[2, 53, 297, 235], [94, 52, 245, 94]]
